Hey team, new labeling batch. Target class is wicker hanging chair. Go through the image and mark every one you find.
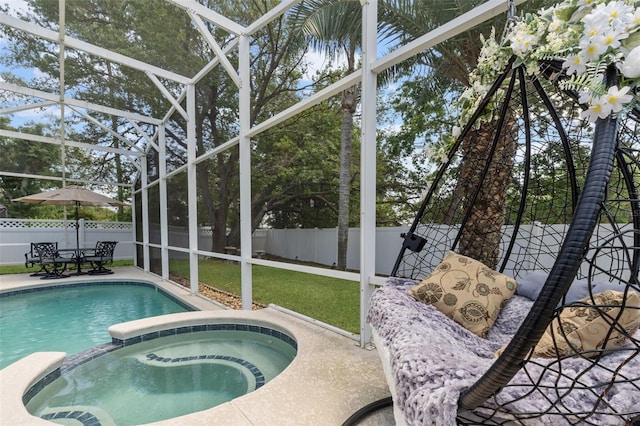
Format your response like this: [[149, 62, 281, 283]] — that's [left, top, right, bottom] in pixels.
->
[[361, 58, 640, 425]]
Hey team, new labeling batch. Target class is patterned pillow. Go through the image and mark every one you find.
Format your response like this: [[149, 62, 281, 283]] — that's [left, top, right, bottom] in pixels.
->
[[532, 290, 640, 358], [408, 251, 518, 338]]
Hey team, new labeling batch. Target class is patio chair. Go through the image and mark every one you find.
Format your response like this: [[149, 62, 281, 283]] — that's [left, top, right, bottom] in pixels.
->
[[352, 60, 640, 425], [24, 242, 58, 276], [83, 241, 117, 275], [32, 242, 70, 279]]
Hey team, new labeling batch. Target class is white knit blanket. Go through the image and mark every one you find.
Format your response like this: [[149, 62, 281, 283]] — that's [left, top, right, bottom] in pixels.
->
[[367, 278, 640, 426]]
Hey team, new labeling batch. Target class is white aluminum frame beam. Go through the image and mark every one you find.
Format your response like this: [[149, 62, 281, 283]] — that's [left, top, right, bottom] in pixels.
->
[[190, 39, 239, 85], [67, 106, 146, 155], [239, 34, 253, 311], [0, 171, 133, 189], [141, 155, 151, 272], [0, 101, 57, 115], [145, 72, 188, 120], [187, 84, 199, 294], [0, 82, 162, 125], [166, 0, 244, 36], [159, 125, 170, 280], [247, 71, 362, 138], [188, 10, 241, 88], [127, 119, 159, 152], [0, 13, 191, 85], [244, 0, 302, 36], [359, 0, 378, 347], [0, 129, 142, 157], [371, 0, 529, 74]]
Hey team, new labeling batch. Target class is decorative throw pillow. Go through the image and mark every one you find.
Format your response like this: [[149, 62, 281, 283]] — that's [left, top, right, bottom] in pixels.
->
[[408, 251, 518, 338], [531, 290, 640, 358], [517, 271, 593, 305]]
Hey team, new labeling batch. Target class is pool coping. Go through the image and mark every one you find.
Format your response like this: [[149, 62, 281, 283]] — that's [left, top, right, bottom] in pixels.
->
[[0, 267, 392, 425]]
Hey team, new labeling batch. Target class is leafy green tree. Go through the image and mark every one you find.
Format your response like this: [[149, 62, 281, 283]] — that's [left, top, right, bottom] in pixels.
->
[[2, 0, 310, 252], [379, 0, 553, 267], [0, 118, 61, 217], [1, 0, 144, 216], [157, 0, 314, 252], [290, 0, 362, 270]]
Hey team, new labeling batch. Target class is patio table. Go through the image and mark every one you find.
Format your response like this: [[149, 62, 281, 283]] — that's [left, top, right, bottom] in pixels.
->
[[57, 248, 92, 276]]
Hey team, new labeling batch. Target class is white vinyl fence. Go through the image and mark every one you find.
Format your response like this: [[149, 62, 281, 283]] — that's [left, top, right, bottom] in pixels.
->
[[0, 218, 134, 265], [257, 224, 633, 278], [0, 218, 407, 273], [0, 219, 630, 278], [259, 227, 408, 275]]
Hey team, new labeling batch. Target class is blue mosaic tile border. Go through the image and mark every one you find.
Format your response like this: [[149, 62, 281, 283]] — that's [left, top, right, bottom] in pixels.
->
[[113, 323, 298, 351], [145, 352, 266, 388], [22, 368, 60, 405], [0, 280, 195, 312], [41, 410, 100, 426], [60, 343, 122, 374]]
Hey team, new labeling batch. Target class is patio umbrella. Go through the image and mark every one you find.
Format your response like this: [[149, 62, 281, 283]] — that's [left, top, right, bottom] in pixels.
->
[[13, 186, 129, 274]]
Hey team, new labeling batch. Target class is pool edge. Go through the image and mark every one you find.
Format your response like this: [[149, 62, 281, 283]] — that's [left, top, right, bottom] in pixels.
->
[[0, 268, 391, 426], [0, 352, 66, 425]]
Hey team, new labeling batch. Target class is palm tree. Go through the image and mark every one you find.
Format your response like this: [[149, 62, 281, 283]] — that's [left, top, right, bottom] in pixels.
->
[[379, 0, 549, 268], [290, 0, 362, 271]]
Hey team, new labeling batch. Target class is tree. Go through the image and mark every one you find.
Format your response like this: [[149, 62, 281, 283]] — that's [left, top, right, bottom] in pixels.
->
[[158, 0, 314, 252], [0, 119, 70, 218], [379, 0, 552, 267], [2, 0, 313, 252], [290, 0, 362, 270]]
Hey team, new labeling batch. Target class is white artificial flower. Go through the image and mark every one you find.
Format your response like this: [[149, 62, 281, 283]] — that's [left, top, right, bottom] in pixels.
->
[[603, 85, 633, 112], [563, 54, 588, 75], [581, 95, 613, 122], [510, 32, 539, 56], [580, 38, 609, 61], [594, 28, 628, 51], [508, 21, 541, 56], [631, 8, 640, 28], [472, 81, 490, 98], [578, 91, 593, 106], [455, 0, 639, 134], [423, 146, 435, 159], [621, 45, 640, 78], [583, 5, 613, 35], [460, 87, 474, 102], [600, 1, 635, 26], [548, 17, 563, 34]]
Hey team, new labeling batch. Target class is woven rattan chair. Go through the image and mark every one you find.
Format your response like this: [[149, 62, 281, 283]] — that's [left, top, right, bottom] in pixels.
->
[[356, 60, 640, 426]]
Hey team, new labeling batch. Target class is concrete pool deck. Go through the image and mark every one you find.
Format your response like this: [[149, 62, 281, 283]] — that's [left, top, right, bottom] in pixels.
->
[[0, 267, 394, 425]]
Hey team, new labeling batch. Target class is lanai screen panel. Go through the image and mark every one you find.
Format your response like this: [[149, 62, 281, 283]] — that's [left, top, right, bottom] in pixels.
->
[[196, 153, 240, 255], [166, 173, 189, 249]]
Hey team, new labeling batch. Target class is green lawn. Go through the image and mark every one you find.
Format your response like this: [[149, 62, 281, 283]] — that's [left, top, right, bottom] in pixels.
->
[[0, 258, 361, 334], [0, 260, 133, 275], [171, 258, 361, 333]]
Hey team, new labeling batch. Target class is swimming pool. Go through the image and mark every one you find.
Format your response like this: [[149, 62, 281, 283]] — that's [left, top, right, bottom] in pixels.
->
[[0, 282, 193, 369], [25, 324, 297, 425]]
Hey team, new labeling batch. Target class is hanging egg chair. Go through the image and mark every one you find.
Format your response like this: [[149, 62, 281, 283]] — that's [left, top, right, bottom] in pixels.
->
[[364, 56, 640, 426]]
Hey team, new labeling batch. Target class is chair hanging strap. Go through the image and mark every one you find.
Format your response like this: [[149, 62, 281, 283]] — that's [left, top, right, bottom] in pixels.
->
[[500, 0, 518, 43]]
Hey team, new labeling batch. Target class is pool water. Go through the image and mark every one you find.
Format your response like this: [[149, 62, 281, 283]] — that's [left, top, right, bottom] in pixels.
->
[[26, 329, 297, 425], [0, 283, 191, 369]]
